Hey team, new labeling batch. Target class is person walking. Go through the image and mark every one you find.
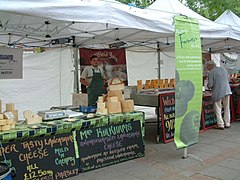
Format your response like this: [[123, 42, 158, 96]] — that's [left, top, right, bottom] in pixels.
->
[[80, 55, 106, 106], [205, 60, 232, 130]]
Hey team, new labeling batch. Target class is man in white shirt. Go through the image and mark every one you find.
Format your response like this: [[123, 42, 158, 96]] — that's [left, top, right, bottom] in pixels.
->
[[80, 55, 105, 106]]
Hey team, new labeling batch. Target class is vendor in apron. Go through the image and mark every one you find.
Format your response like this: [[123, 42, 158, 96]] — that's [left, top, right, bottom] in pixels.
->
[[80, 55, 105, 106]]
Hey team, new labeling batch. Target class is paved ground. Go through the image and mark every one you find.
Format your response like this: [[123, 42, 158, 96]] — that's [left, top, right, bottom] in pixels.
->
[[69, 112, 240, 180]]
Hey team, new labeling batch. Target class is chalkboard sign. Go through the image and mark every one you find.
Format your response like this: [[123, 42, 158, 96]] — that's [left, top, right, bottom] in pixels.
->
[[231, 85, 240, 121], [159, 92, 175, 143], [77, 121, 144, 172], [202, 95, 217, 128], [0, 132, 78, 180]]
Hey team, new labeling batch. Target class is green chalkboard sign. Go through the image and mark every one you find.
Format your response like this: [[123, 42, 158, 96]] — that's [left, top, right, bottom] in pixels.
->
[[0, 132, 78, 180], [202, 95, 217, 128], [77, 121, 145, 172]]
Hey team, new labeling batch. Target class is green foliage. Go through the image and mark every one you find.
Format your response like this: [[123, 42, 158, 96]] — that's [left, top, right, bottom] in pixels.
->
[[184, 0, 240, 20], [117, 0, 151, 8]]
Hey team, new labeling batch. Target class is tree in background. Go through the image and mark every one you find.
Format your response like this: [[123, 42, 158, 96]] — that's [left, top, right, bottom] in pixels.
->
[[184, 0, 240, 20], [117, 0, 152, 8], [117, 0, 240, 21]]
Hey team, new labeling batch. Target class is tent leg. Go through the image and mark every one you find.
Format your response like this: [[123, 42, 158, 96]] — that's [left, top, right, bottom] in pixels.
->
[[73, 47, 79, 93], [157, 42, 161, 79]]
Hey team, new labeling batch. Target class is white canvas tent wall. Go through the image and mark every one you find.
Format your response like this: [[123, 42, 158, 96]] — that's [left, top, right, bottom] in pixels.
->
[[0, 48, 74, 120]]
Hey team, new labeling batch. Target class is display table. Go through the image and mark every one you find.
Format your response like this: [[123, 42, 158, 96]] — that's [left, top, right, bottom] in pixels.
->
[[230, 83, 240, 121], [131, 90, 174, 143], [0, 111, 145, 180], [131, 90, 233, 143]]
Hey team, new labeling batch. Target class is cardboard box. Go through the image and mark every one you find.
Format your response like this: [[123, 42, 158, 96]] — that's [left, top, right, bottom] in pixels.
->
[[108, 96, 119, 103], [108, 90, 124, 101], [107, 102, 122, 114], [121, 100, 134, 112], [109, 83, 124, 91], [72, 93, 88, 107]]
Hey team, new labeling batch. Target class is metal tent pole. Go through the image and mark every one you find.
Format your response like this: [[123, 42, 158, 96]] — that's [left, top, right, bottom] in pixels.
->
[[73, 45, 79, 93], [157, 42, 161, 79]]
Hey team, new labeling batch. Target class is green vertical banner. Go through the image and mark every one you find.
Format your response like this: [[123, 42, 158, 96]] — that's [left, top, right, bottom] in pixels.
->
[[174, 16, 203, 149]]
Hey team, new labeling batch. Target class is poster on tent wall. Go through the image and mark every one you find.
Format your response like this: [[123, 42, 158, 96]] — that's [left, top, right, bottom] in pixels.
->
[[0, 48, 23, 79], [174, 16, 203, 149], [79, 48, 128, 86]]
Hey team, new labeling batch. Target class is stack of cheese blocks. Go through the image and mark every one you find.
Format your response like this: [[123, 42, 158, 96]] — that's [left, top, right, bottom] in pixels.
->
[[97, 83, 134, 114], [97, 96, 108, 115], [0, 100, 16, 131], [23, 110, 42, 125], [2, 102, 19, 122]]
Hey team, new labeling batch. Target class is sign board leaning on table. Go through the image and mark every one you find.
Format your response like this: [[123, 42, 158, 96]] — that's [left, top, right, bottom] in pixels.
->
[[0, 132, 78, 180], [77, 120, 144, 172]]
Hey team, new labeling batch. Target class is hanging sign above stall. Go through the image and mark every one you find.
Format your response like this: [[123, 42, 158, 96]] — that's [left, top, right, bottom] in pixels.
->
[[0, 48, 23, 79]]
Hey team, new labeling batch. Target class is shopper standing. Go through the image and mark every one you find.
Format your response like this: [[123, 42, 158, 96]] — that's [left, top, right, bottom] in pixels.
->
[[205, 60, 232, 129]]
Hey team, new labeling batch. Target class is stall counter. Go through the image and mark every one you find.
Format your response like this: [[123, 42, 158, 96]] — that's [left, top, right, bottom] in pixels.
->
[[0, 111, 145, 180]]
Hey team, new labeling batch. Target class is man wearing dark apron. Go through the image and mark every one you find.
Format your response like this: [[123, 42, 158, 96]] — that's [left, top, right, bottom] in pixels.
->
[[80, 55, 105, 106]]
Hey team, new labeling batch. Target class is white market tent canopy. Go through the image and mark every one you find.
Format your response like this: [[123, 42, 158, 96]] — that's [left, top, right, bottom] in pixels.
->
[[0, 0, 174, 49], [214, 10, 240, 52], [215, 10, 240, 27], [0, 0, 240, 53], [147, 0, 240, 53], [214, 10, 240, 73]]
